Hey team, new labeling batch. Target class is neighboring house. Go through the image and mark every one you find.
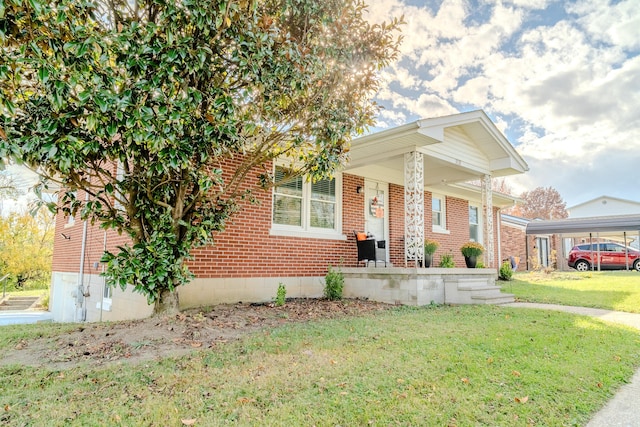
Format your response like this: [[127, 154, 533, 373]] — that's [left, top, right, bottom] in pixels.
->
[[565, 196, 640, 252], [49, 110, 529, 322], [568, 196, 640, 218], [499, 214, 558, 271]]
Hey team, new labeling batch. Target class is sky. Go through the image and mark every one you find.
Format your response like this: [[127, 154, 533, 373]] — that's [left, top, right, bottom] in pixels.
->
[[365, 0, 640, 207], [2, 0, 639, 213]]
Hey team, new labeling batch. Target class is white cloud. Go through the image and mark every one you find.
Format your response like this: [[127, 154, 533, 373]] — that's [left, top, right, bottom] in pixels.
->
[[568, 0, 640, 51], [365, 0, 640, 205]]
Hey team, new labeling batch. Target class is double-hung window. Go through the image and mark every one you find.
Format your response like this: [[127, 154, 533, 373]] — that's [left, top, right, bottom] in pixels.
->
[[273, 167, 304, 227], [272, 165, 340, 237], [469, 205, 479, 242], [432, 194, 447, 232]]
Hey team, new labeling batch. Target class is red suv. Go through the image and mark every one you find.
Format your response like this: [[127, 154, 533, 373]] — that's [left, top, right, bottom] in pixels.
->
[[568, 243, 640, 272]]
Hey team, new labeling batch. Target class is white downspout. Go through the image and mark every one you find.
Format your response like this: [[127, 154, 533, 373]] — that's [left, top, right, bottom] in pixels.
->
[[496, 208, 502, 270], [99, 230, 107, 322], [76, 193, 89, 322]]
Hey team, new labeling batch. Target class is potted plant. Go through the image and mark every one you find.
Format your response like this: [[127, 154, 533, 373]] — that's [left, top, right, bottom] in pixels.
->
[[423, 238, 439, 268], [460, 241, 484, 268]]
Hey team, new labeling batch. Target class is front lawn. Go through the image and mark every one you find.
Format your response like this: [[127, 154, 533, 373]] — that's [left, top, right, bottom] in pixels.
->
[[506, 271, 640, 313], [1, 304, 639, 426]]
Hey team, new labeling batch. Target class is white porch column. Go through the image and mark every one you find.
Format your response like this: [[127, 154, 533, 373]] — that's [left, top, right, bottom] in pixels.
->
[[481, 174, 495, 267], [404, 151, 424, 266]]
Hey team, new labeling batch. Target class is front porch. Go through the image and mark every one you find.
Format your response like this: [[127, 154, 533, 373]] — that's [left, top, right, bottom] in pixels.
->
[[342, 267, 515, 306]]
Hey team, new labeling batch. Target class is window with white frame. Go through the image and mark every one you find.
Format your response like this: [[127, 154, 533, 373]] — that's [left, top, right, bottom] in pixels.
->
[[98, 282, 113, 312], [469, 205, 479, 242], [272, 166, 339, 234], [432, 195, 446, 230]]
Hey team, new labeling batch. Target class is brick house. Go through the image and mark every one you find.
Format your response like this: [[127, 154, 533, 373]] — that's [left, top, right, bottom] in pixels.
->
[[499, 214, 559, 271], [49, 110, 529, 322]]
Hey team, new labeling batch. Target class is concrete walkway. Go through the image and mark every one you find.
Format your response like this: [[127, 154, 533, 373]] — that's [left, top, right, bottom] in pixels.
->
[[0, 310, 53, 326], [505, 303, 640, 427]]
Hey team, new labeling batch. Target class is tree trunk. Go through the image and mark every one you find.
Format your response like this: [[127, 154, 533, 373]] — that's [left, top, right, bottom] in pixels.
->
[[154, 288, 180, 315]]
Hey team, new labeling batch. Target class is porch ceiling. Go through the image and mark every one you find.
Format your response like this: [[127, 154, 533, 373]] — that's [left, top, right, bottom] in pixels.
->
[[345, 110, 528, 187]]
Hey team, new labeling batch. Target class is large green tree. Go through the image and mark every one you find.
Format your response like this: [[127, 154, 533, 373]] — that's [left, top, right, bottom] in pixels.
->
[[0, 0, 402, 312]]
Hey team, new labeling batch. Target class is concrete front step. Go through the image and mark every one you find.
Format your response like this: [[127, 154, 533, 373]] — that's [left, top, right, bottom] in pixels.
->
[[458, 285, 503, 292], [1, 298, 39, 304], [471, 293, 516, 304], [0, 296, 40, 311]]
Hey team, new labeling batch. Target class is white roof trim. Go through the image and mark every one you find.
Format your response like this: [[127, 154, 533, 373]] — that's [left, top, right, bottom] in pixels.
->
[[346, 110, 529, 180]]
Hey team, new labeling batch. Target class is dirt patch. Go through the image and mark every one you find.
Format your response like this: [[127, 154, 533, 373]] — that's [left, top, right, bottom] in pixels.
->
[[2, 299, 392, 370]]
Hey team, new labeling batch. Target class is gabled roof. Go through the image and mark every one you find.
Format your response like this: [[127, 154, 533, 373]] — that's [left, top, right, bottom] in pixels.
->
[[525, 214, 640, 236], [568, 195, 640, 211], [346, 110, 528, 188]]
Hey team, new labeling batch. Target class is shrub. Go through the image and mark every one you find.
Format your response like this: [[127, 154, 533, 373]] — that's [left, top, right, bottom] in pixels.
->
[[438, 252, 455, 268], [324, 265, 344, 300], [476, 260, 485, 269], [275, 283, 287, 306], [499, 260, 514, 280]]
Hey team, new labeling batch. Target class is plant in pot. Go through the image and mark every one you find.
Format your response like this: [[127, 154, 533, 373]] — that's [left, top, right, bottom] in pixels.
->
[[460, 241, 484, 268], [423, 238, 439, 268]]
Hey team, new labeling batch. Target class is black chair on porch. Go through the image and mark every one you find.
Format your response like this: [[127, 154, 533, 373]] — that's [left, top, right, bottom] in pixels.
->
[[354, 231, 387, 267]]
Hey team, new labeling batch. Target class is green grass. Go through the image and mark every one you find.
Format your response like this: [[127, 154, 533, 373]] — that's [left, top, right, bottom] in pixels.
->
[[0, 322, 79, 353], [1, 288, 49, 298], [1, 305, 639, 426], [506, 271, 640, 313]]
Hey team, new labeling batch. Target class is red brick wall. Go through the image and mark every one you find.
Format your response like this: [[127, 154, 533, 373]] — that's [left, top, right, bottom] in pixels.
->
[[51, 161, 502, 276], [51, 189, 129, 275], [387, 188, 499, 268], [388, 183, 405, 266], [52, 169, 368, 277], [190, 171, 365, 277], [439, 196, 470, 267], [500, 223, 527, 269]]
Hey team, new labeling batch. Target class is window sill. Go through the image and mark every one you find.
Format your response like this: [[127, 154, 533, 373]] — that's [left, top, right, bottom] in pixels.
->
[[432, 227, 450, 235], [96, 299, 112, 312], [270, 227, 347, 241]]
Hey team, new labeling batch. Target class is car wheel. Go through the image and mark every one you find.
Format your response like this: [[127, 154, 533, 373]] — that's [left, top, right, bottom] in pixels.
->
[[575, 260, 590, 271], [633, 260, 640, 272]]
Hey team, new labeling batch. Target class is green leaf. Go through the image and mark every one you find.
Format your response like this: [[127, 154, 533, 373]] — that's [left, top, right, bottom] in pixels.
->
[[107, 122, 117, 137], [95, 97, 107, 113], [38, 67, 49, 84]]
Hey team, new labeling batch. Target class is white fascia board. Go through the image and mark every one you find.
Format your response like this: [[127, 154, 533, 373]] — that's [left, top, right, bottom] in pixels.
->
[[489, 156, 528, 174]]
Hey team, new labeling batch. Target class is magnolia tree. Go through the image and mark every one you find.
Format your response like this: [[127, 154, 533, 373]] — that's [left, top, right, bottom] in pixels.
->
[[0, 0, 402, 312]]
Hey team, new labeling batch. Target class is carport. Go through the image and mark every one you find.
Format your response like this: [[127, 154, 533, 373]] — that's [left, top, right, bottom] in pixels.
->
[[525, 215, 640, 271]]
